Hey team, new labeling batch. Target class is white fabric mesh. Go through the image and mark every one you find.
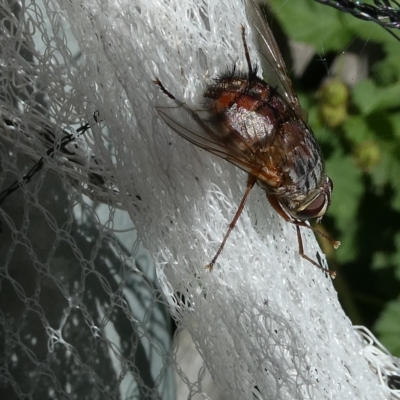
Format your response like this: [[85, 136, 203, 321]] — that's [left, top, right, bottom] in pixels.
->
[[0, 0, 398, 399]]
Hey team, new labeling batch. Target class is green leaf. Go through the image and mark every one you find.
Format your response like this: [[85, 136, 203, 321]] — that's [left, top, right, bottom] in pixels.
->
[[369, 150, 389, 187], [352, 79, 400, 115], [388, 114, 400, 142], [383, 40, 400, 80], [372, 251, 392, 270], [325, 150, 363, 262], [369, 135, 400, 212], [375, 295, 400, 356], [342, 115, 375, 145], [352, 80, 376, 115], [373, 40, 400, 84], [268, 0, 352, 51]]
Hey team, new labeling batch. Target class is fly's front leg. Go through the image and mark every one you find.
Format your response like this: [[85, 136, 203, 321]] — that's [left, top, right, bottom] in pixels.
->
[[267, 194, 336, 278], [295, 225, 336, 278]]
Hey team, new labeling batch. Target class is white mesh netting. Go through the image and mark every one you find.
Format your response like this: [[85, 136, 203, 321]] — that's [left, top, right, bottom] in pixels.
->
[[0, 0, 399, 399]]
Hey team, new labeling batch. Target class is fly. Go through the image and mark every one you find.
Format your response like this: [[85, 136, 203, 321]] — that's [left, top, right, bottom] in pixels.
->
[[154, 0, 340, 277]]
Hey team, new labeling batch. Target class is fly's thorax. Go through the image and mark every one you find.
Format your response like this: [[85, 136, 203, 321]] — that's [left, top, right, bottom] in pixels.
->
[[204, 75, 293, 154], [204, 75, 276, 109]]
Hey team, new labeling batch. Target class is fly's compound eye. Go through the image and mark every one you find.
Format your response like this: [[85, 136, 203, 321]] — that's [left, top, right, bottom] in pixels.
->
[[296, 193, 327, 221]]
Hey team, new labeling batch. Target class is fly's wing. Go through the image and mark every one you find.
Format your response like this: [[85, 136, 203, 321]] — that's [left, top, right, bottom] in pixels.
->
[[156, 98, 263, 175], [245, 0, 305, 119]]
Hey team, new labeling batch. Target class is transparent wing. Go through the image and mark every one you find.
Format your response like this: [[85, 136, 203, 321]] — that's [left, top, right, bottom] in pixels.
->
[[245, 0, 304, 118], [156, 98, 271, 176]]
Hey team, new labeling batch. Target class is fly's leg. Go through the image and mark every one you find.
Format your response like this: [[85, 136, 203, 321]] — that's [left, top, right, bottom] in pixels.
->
[[295, 220, 340, 249], [154, 78, 176, 100], [154, 78, 257, 272], [296, 225, 336, 278], [206, 174, 257, 271], [240, 25, 253, 75], [267, 194, 337, 278]]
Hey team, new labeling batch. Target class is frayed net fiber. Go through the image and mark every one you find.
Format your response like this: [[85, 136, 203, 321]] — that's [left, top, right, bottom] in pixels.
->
[[0, 0, 393, 399]]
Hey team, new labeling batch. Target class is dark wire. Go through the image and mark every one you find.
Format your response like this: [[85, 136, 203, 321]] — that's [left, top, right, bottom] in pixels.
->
[[314, 0, 400, 40], [0, 112, 99, 206]]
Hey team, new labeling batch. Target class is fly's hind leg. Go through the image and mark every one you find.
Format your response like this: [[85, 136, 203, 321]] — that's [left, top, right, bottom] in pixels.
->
[[154, 78, 177, 100], [240, 25, 257, 77], [240, 25, 253, 74]]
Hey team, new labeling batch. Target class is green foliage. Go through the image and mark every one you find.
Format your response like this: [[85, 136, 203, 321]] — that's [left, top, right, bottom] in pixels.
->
[[268, 0, 400, 355], [353, 79, 400, 114], [268, 0, 353, 50]]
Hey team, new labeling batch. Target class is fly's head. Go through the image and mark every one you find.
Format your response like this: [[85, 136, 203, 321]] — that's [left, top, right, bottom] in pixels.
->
[[283, 175, 333, 223]]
